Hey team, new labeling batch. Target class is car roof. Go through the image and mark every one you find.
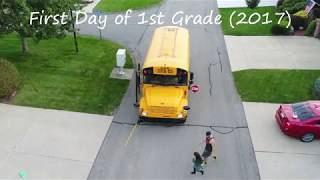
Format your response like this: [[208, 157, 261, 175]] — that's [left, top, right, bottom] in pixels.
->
[[308, 101, 320, 117], [286, 101, 320, 121]]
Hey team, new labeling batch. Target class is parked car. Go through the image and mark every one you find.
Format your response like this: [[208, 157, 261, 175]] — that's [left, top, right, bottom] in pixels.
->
[[275, 101, 320, 142]]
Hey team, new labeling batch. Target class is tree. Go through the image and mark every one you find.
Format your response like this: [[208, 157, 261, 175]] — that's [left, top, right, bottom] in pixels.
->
[[246, 0, 260, 9], [277, 0, 307, 14], [0, 0, 80, 54]]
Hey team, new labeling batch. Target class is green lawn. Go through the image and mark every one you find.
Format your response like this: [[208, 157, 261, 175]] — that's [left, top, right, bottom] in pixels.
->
[[0, 34, 133, 115], [220, 6, 278, 35], [234, 70, 320, 103], [96, 0, 162, 12]]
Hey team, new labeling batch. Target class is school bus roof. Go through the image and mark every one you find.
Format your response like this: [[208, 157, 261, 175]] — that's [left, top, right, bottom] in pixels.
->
[[143, 26, 190, 71]]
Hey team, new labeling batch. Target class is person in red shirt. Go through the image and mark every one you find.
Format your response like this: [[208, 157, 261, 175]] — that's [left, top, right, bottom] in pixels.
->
[[202, 131, 216, 164]]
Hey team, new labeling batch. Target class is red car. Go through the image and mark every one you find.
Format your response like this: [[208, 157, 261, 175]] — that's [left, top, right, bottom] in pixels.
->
[[275, 101, 320, 142]]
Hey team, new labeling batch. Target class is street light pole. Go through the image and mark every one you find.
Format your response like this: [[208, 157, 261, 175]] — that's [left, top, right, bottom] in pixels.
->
[[70, 9, 79, 53]]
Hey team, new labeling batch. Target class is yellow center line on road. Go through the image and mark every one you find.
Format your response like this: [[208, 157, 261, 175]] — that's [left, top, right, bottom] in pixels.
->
[[124, 123, 139, 147]]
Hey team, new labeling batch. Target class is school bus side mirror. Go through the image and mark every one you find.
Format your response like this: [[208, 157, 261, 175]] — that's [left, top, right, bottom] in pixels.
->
[[190, 72, 194, 80], [189, 80, 194, 85], [183, 106, 190, 110]]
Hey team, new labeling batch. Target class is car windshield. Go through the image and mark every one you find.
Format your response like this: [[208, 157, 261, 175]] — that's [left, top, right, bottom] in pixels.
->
[[292, 103, 315, 121], [144, 74, 187, 86]]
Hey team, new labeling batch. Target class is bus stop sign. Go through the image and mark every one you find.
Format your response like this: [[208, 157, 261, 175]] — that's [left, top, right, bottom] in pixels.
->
[[191, 85, 199, 93]]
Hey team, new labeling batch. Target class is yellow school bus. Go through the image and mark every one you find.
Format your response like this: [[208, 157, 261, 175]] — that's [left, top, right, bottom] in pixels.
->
[[137, 26, 193, 122]]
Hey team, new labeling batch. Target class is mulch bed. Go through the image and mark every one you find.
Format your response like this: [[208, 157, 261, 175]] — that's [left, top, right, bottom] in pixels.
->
[[294, 30, 305, 36]]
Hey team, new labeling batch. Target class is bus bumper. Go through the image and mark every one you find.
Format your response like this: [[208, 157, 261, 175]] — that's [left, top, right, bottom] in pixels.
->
[[139, 116, 186, 123]]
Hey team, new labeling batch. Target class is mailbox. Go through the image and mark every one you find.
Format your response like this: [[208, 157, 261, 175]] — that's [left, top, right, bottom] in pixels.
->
[[116, 49, 126, 75]]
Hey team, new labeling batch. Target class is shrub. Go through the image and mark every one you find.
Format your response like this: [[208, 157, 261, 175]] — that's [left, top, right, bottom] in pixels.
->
[[246, 0, 260, 8], [291, 15, 307, 30], [305, 20, 317, 36], [271, 21, 291, 35], [293, 2, 308, 12], [0, 59, 20, 98], [278, 0, 307, 14], [294, 10, 308, 19], [313, 8, 320, 18], [277, 0, 285, 8], [282, 16, 289, 22], [314, 77, 320, 99]]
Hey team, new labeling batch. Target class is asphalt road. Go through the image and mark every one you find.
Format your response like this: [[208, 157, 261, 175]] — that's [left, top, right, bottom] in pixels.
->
[[78, 0, 260, 179]]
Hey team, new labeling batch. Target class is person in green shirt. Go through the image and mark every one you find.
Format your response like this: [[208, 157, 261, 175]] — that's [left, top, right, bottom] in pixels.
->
[[190, 152, 204, 175]]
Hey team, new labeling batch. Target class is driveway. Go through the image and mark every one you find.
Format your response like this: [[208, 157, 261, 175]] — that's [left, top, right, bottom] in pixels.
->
[[225, 36, 320, 71], [243, 102, 320, 179], [79, 0, 260, 179], [227, 34, 320, 179], [0, 103, 112, 179]]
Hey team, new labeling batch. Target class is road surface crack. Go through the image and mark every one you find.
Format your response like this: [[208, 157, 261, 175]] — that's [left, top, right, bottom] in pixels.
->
[[208, 47, 223, 96], [112, 120, 248, 135]]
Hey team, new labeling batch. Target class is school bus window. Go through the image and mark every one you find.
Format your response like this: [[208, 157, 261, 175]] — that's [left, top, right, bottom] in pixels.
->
[[143, 74, 187, 86], [143, 69, 188, 86]]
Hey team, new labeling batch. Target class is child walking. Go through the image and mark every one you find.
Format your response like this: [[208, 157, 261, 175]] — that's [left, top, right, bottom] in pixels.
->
[[191, 152, 204, 175], [202, 131, 216, 164]]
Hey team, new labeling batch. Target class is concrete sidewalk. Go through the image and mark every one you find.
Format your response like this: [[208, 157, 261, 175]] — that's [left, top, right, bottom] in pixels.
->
[[82, 0, 102, 13], [243, 102, 320, 179], [225, 36, 320, 71], [0, 103, 112, 179]]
